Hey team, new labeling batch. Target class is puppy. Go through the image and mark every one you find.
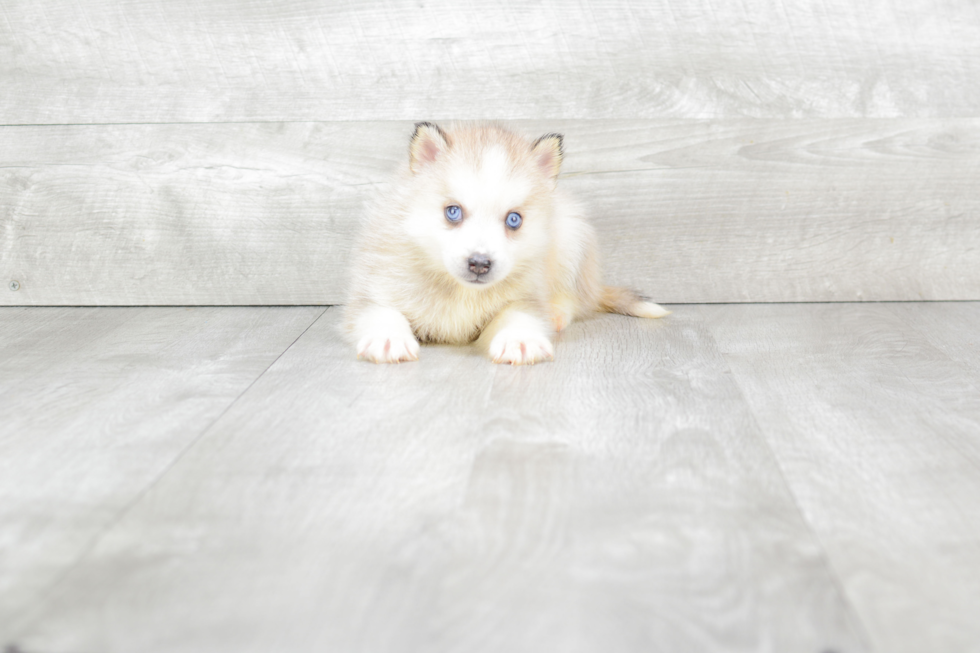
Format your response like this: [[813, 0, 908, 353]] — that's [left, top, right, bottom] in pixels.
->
[[344, 122, 669, 365]]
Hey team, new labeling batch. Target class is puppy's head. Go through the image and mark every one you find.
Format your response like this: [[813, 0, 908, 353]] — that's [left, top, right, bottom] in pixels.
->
[[400, 123, 563, 289]]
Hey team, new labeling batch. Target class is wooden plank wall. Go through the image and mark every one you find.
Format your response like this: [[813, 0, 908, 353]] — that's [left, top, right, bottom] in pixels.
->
[[1, 0, 978, 305]]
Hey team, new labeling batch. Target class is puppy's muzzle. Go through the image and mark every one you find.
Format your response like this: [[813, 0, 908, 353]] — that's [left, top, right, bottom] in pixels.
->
[[468, 255, 492, 276]]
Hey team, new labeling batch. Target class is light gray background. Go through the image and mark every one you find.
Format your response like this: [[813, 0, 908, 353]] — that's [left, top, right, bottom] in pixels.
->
[[2, 0, 978, 305]]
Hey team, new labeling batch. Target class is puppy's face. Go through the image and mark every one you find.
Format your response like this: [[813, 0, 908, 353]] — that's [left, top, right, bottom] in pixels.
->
[[402, 124, 563, 289]]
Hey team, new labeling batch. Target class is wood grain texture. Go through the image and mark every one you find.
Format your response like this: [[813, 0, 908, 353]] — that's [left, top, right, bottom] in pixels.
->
[[2, 119, 979, 305], [2, 0, 979, 124], [888, 302, 980, 376], [700, 303, 980, 653], [0, 306, 323, 640], [11, 308, 866, 653]]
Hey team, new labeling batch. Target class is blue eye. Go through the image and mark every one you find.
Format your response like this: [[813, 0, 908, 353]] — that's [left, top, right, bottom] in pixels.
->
[[445, 205, 462, 223], [506, 211, 523, 230]]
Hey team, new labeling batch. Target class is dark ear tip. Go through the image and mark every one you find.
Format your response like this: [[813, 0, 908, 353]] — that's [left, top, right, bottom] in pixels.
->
[[533, 132, 564, 156], [413, 121, 445, 140]]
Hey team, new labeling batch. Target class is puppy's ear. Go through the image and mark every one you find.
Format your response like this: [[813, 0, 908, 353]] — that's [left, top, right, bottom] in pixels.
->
[[531, 133, 563, 180], [410, 122, 449, 173]]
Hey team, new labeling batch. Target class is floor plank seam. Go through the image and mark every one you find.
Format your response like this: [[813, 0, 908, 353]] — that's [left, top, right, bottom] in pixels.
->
[[884, 305, 980, 478], [6, 306, 330, 641], [706, 323, 877, 652]]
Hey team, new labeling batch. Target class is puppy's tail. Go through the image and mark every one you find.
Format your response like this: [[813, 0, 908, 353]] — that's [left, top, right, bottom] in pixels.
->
[[600, 286, 671, 319]]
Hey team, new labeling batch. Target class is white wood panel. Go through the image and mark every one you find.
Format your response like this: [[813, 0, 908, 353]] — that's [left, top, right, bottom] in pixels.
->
[[1, 0, 979, 124], [12, 308, 866, 653], [889, 302, 980, 376], [0, 306, 323, 639], [701, 303, 980, 653], [2, 119, 978, 305]]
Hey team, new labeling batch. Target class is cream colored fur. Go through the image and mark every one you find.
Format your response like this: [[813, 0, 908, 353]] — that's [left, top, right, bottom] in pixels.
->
[[344, 122, 668, 365]]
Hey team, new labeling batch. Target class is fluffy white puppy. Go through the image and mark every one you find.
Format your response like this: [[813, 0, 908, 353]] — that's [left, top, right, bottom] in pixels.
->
[[344, 122, 668, 365]]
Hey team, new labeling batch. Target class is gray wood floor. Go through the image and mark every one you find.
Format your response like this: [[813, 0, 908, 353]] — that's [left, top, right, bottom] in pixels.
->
[[2, 303, 979, 653]]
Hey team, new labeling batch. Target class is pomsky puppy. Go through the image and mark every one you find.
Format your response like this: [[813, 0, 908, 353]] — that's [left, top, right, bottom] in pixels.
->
[[344, 122, 669, 365]]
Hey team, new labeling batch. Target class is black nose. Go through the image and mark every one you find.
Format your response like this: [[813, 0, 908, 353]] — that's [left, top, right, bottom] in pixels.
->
[[468, 255, 492, 276]]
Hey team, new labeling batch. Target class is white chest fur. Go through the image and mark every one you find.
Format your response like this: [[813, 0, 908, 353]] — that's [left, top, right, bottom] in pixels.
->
[[401, 281, 513, 344]]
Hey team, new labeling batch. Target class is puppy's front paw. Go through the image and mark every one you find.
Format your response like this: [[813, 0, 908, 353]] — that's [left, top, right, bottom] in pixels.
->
[[489, 330, 554, 365], [357, 332, 420, 364]]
